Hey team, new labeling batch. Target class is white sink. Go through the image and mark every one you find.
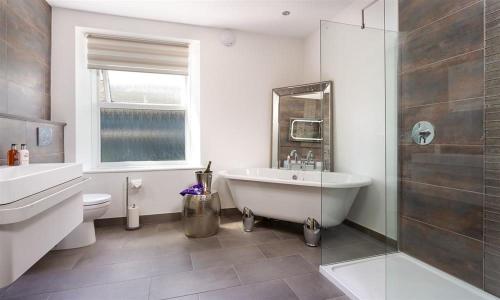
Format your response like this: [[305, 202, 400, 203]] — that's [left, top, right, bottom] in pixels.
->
[[0, 163, 86, 288], [0, 163, 82, 205]]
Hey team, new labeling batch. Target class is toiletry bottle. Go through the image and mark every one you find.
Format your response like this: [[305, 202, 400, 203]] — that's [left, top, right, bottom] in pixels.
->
[[19, 144, 29, 166], [7, 144, 19, 166]]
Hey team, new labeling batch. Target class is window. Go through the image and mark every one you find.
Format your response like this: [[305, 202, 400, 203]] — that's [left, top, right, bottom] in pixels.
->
[[105, 70, 187, 105], [97, 70, 188, 164], [87, 34, 197, 169]]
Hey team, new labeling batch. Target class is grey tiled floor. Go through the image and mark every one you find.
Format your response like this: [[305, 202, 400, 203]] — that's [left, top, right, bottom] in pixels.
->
[[0, 215, 386, 300]]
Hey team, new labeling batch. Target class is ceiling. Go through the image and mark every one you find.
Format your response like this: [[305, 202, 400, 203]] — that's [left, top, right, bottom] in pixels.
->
[[46, 0, 382, 38]]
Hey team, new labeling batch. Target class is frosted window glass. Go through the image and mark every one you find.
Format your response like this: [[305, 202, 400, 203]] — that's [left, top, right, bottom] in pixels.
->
[[107, 70, 187, 104], [100, 108, 185, 162]]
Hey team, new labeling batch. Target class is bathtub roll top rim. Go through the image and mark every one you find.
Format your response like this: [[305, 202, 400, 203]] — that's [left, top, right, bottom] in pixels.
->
[[219, 168, 372, 189]]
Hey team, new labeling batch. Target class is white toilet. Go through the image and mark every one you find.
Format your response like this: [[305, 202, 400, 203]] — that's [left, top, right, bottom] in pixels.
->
[[55, 193, 111, 250]]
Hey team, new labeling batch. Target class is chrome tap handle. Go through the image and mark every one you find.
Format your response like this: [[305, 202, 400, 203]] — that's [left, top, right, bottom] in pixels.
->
[[289, 150, 298, 162], [306, 151, 314, 164]]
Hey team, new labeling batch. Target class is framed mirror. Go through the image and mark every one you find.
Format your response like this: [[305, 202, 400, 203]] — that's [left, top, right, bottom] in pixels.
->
[[271, 81, 333, 171]]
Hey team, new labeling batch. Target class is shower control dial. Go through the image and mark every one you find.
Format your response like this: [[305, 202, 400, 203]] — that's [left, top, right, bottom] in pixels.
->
[[411, 121, 435, 145]]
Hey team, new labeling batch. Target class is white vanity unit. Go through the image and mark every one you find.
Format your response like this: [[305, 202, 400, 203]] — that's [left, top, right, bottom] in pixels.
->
[[0, 163, 87, 288]]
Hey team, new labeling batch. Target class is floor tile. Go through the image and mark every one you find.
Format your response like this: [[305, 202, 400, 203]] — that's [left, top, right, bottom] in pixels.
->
[[326, 296, 350, 300], [284, 273, 344, 300], [27, 251, 84, 275], [159, 235, 222, 255], [49, 259, 153, 291], [217, 219, 269, 236], [219, 214, 242, 224], [258, 238, 317, 258], [149, 253, 193, 276], [234, 255, 315, 285], [198, 279, 299, 300], [169, 295, 199, 300], [321, 225, 374, 247], [51, 251, 192, 292], [119, 224, 162, 244], [1, 293, 50, 300], [272, 228, 303, 241], [191, 245, 265, 270], [156, 220, 184, 233], [256, 219, 304, 241], [4, 217, 367, 300], [74, 244, 162, 269], [321, 240, 386, 265], [2, 272, 59, 298], [149, 266, 240, 300], [258, 239, 320, 266], [47, 278, 150, 300], [47, 246, 89, 258], [121, 233, 174, 250], [217, 230, 280, 248]]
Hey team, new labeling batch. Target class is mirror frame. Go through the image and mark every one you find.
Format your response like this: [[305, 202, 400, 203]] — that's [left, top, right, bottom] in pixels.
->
[[271, 81, 333, 170]]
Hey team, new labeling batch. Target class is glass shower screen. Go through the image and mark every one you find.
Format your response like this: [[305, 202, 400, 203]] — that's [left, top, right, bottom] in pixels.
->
[[320, 19, 390, 267]]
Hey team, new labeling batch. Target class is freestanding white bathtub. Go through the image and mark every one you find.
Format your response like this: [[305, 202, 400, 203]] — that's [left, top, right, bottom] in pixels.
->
[[220, 168, 371, 227]]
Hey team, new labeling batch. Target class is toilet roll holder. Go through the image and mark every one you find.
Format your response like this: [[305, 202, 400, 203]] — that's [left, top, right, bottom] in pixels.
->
[[125, 176, 142, 231]]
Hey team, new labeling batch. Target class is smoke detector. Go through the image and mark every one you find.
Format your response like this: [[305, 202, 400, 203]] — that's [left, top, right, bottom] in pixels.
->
[[220, 29, 236, 47]]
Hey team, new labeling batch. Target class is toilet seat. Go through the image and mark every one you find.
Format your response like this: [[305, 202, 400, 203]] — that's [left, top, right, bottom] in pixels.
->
[[83, 193, 111, 206]]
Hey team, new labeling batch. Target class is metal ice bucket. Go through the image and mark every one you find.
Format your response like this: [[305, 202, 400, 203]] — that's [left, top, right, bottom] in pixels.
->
[[195, 171, 212, 194], [183, 192, 221, 238]]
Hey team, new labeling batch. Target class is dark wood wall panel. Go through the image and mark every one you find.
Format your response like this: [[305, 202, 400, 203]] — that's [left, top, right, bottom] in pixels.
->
[[0, 0, 64, 164], [0, 0, 51, 120], [401, 181, 483, 239], [485, 0, 500, 294], [400, 144, 483, 192], [401, 2, 484, 73], [400, 217, 484, 288], [399, 0, 478, 33], [399, 0, 487, 291], [400, 49, 484, 108]]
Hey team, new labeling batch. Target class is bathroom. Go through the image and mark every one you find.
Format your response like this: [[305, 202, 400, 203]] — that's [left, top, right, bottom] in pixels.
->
[[0, 0, 498, 299]]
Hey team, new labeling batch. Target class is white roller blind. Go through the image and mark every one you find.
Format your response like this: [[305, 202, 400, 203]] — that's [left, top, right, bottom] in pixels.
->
[[87, 35, 189, 75]]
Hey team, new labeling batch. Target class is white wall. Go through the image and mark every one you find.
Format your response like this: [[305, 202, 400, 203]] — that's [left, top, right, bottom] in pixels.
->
[[51, 8, 305, 218], [302, 29, 320, 83]]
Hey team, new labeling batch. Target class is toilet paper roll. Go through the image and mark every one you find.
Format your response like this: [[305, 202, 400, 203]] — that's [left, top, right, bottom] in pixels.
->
[[130, 178, 143, 189], [127, 204, 140, 229]]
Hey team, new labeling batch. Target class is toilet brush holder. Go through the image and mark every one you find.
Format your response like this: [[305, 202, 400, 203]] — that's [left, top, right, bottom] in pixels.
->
[[125, 177, 141, 231]]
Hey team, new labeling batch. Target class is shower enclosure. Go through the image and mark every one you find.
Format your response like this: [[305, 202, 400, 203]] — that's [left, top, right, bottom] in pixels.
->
[[319, 0, 500, 299]]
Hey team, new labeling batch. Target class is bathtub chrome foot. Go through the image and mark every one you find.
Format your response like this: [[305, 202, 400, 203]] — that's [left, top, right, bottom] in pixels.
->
[[304, 217, 321, 247], [242, 207, 255, 232]]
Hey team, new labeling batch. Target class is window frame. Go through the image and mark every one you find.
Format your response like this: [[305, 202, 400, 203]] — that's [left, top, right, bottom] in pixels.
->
[[90, 69, 193, 170]]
